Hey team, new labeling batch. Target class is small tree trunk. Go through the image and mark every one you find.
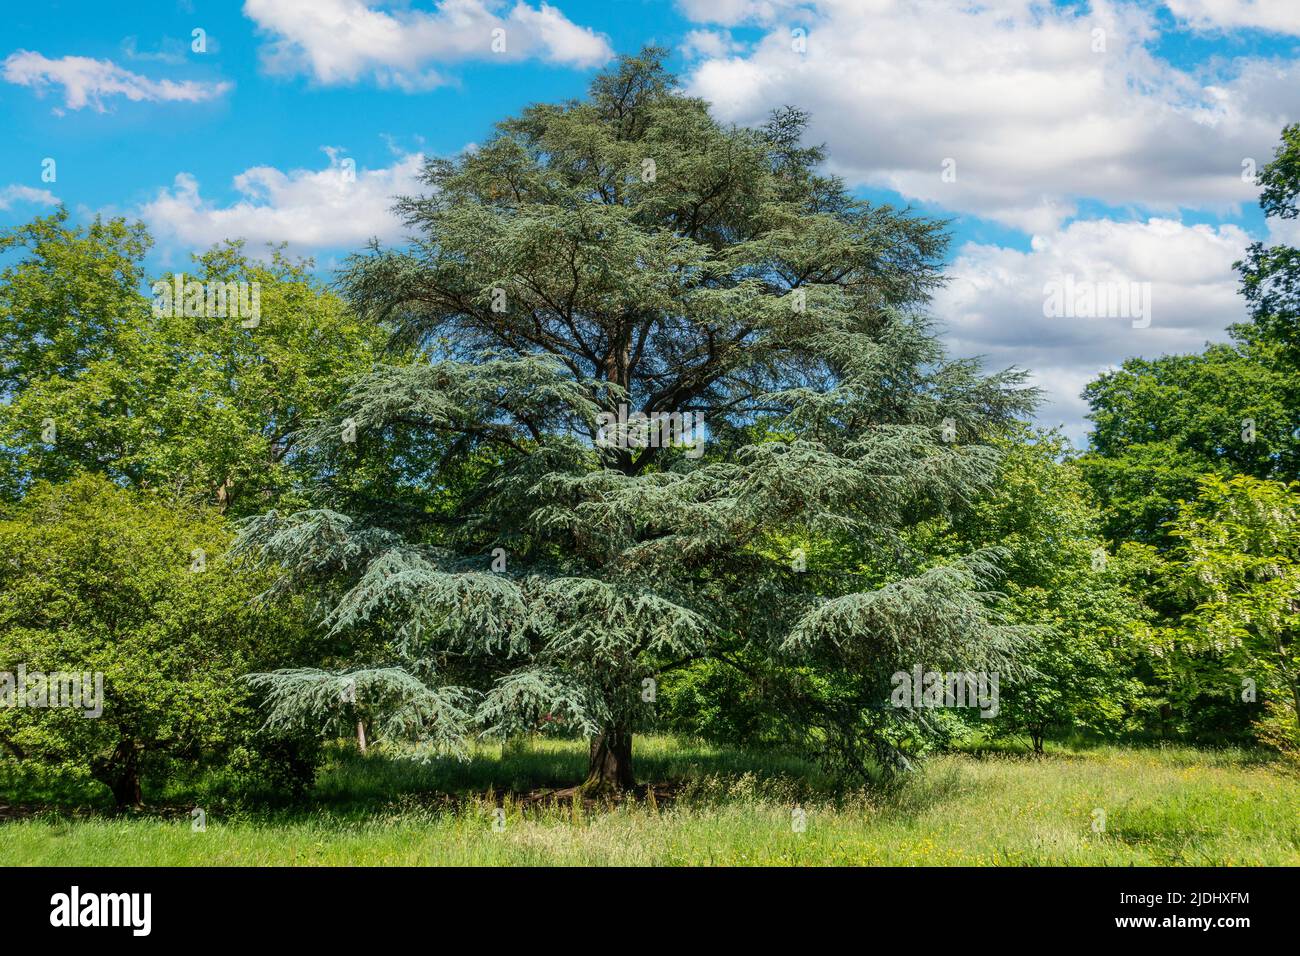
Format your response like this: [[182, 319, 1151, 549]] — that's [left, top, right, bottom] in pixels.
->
[[583, 727, 634, 794], [1289, 677, 1300, 736], [356, 719, 368, 753]]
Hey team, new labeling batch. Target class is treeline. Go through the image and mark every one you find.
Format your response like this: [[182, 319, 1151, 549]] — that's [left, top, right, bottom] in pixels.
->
[[0, 220, 384, 803], [0, 53, 1296, 807]]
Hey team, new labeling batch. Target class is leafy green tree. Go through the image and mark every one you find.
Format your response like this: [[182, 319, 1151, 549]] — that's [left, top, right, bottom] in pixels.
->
[[0, 212, 383, 512], [1074, 126, 1300, 745], [0, 474, 309, 806], [1237, 123, 1300, 380], [239, 50, 1034, 790], [1079, 347, 1293, 546], [1166, 474, 1300, 749], [0, 209, 150, 399], [935, 430, 1151, 751]]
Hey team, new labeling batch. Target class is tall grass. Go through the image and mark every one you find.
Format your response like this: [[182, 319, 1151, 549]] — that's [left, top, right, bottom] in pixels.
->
[[2, 737, 1296, 865]]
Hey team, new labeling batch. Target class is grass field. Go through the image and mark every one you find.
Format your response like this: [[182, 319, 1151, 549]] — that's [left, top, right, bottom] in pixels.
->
[[2, 736, 1297, 866]]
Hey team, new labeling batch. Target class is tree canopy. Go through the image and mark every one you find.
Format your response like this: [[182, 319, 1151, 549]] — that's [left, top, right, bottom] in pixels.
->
[[238, 49, 1035, 790], [0, 211, 383, 512]]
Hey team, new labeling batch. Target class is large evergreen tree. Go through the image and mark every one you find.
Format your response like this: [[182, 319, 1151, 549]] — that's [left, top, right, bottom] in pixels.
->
[[238, 50, 1034, 791]]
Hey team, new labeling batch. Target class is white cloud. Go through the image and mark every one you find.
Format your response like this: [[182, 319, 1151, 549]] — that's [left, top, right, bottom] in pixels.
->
[[243, 0, 612, 88], [682, 0, 1295, 230], [1265, 212, 1300, 247], [138, 149, 425, 254], [0, 184, 59, 210], [675, 0, 797, 27], [681, 29, 744, 60], [933, 217, 1252, 442], [1, 50, 231, 112], [1166, 0, 1300, 35]]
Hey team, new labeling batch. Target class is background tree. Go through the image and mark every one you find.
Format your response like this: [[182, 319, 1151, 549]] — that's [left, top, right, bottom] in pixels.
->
[[1079, 347, 1292, 546], [1164, 475, 1300, 750], [934, 430, 1151, 751], [0, 214, 384, 512], [0, 209, 148, 400], [1073, 126, 1300, 743], [0, 475, 309, 807], [1237, 123, 1300, 385], [240, 50, 1034, 791]]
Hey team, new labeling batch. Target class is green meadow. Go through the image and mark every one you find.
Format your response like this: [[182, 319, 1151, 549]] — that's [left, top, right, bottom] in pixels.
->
[[3, 736, 1296, 866]]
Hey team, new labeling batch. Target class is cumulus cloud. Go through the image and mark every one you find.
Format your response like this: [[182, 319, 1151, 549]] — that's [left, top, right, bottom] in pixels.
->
[[933, 217, 1253, 441], [138, 149, 425, 254], [1, 50, 231, 112], [1166, 0, 1300, 35], [0, 184, 59, 211], [681, 0, 1293, 230], [681, 29, 745, 60], [243, 0, 612, 88]]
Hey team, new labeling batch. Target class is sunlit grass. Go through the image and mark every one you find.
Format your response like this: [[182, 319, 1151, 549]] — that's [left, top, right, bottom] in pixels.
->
[[2, 737, 1296, 865]]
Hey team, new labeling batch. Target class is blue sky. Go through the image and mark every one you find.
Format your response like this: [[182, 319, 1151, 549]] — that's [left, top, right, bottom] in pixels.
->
[[2, 0, 1299, 442]]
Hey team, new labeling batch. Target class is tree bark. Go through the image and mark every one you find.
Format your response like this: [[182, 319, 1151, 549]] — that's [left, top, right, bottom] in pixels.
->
[[101, 742, 143, 809], [583, 727, 635, 794], [110, 771, 142, 809], [1289, 676, 1300, 736]]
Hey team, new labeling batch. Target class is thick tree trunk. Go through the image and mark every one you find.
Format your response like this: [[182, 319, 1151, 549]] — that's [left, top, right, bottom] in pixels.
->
[[110, 772, 142, 809], [583, 727, 635, 794], [102, 743, 143, 809]]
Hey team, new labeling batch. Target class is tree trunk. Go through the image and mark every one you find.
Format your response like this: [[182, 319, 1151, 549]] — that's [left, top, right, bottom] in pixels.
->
[[583, 727, 635, 794], [1290, 677, 1300, 736], [103, 743, 143, 809], [110, 772, 142, 809], [356, 719, 368, 753]]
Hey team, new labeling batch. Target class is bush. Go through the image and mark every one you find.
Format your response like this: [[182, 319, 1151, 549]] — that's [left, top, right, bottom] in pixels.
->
[[0, 474, 313, 806]]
